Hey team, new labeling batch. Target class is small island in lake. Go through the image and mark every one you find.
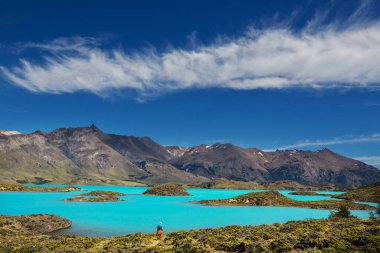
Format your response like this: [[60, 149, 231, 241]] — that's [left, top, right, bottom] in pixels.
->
[[197, 191, 375, 210], [0, 183, 82, 192], [143, 183, 190, 196], [0, 214, 71, 235], [64, 190, 125, 202]]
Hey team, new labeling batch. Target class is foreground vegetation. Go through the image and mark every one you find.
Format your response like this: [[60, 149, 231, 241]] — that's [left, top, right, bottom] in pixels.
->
[[0, 183, 82, 192], [0, 216, 379, 252], [335, 182, 380, 202], [143, 183, 190, 196], [64, 190, 125, 202], [197, 191, 375, 210]]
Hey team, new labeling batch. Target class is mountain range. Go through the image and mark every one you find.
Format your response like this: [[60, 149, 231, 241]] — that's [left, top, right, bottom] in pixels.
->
[[0, 125, 379, 187]]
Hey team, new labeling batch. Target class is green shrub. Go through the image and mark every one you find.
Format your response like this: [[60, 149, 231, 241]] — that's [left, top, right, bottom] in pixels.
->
[[329, 205, 355, 219], [270, 238, 294, 252]]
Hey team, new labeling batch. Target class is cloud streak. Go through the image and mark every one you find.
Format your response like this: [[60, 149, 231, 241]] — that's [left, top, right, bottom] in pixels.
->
[[1, 10, 380, 98], [354, 156, 380, 168], [363, 101, 380, 107], [21, 36, 102, 54], [275, 134, 380, 150]]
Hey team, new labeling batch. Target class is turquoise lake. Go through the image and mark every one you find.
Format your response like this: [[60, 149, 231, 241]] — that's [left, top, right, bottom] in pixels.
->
[[0, 185, 374, 237]]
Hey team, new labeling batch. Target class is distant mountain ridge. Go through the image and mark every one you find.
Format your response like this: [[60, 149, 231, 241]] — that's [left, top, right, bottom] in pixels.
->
[[0, 125, 379, 187], [169, 144, 380, 187]]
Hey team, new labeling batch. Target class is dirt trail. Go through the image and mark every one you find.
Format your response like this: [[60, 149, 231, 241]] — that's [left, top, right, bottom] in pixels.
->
[[88, 239, 111, 252]]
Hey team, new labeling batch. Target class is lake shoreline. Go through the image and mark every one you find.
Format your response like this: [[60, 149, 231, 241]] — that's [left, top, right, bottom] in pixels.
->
[[1, 184, 377, 237]]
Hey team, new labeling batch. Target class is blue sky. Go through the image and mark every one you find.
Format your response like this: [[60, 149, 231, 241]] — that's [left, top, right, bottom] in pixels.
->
[[0, 0, 380, 167]]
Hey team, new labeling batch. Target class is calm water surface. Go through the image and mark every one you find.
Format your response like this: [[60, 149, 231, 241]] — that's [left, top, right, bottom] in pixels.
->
[[0, 185, 373, 236]]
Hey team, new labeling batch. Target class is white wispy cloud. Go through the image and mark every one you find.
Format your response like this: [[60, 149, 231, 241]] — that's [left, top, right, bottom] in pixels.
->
[[354, 156, 380, 168], [274, 134, 380, 150], [1, 3, 380, 98], [21, 36, 102, 54]]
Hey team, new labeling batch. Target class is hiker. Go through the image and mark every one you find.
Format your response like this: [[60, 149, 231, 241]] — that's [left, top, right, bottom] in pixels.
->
[[156, 221, 163, 237]]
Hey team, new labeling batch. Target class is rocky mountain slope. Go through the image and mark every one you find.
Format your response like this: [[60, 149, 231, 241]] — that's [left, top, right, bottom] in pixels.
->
[[0, 126, 207, 185], [169, 144, 380, 187], [0, 125, 379, 187], [169, 144, 271, 182]]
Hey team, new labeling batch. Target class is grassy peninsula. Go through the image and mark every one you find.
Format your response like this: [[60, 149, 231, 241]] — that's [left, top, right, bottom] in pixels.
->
[[64, 190, 125, 202], [288, 191, 333, 196], [143, 183, 190, 196], [197, 191, 375, 210], [335, 182, 380, 202], [0, 183, 82, 192], [0, 214, 71, 236], [200, 178, 344, 191], [0, 215, 379, 252]]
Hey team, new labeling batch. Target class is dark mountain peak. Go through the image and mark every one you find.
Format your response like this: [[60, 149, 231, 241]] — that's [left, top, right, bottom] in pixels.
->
[[51, 125, 103, 137], [33, 130, 44, 134], [191, 143, 241, 153], [317, 148, 334, 154], [98, 133, 172, 162], [211, 143, 236, 149], [246, 147, 263, 152], [272, 149, 288, 153], [106, 134, 157, 146], [182, 143, 239, 155], [86, 124, 102, 132], [139, 136, 152, 141], [30, 130, 51, 138]]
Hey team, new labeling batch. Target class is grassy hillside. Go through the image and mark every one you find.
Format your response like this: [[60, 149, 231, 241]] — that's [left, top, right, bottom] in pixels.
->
[[335, 182, 380, 202], [199, 178, 261, 189], [199, 178, 344, 191], [0, 183, 82, 192]]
